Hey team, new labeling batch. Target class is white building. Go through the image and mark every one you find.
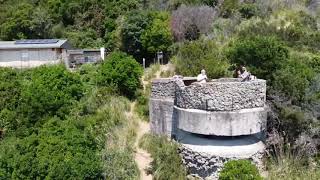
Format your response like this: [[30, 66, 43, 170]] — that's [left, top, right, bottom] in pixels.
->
[[0, 39, 72, 68]]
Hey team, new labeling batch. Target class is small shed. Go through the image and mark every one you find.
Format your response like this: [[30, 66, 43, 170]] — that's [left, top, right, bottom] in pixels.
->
[[0, 39, 72, 68], [66, 48, 105, 69]]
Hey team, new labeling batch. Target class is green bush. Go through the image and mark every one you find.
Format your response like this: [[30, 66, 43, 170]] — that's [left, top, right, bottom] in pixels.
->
[[139, 134, 187, 180], [0, 118, 103, 179], [19, 65, 84, 123], [174, 39, 230, 78], [272, 54, 315, 102], [238, 3, 258, 19], [279, 107, 311, 142], [0, 68, 21, 111], [120, 11, 152, 60], [220, 0, 239, 18], [97, 51, 143, 99], [219, 160, 262, 180], [135, 90, 149, 121], [227, 36, 289, 80]]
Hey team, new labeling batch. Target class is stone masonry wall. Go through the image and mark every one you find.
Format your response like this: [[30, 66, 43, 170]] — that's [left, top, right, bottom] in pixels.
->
[[179, 146, 264, 180], [151, 78, 177, 99], [175, 79, 266, 111], [150, 77, 182, 137]]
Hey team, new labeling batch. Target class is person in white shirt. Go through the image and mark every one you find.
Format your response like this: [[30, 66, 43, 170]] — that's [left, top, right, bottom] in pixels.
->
[[197, 69, 208, 83]]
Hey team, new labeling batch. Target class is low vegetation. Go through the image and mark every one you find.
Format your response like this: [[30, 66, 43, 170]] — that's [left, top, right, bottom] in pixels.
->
[[139, 134, 187, 180], [219, 160, 262, 180]]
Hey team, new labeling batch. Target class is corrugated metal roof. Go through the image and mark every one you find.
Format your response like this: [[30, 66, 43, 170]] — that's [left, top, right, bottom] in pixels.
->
[[0, 39, 70, 49]]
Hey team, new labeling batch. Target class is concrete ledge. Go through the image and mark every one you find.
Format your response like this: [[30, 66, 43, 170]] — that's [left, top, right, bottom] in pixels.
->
[[176, 106, 267, 136], [177, 130, 265, 157]]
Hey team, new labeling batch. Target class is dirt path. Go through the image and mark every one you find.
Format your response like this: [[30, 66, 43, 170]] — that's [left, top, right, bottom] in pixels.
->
[[134, 119, 152, 180], [131, 102, 152, 180], [133, 64, 173, 180]]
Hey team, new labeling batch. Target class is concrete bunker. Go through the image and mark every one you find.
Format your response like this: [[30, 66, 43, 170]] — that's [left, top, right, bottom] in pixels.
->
[[149, 76, 268, 179]]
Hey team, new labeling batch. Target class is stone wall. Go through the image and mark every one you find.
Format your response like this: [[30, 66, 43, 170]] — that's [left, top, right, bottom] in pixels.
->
[[149, 99, 175, 137], [151, 78, 177, 99], [175, 79, 266, 111], [149, 78, 180, 137], [179, 146, 264, 180]]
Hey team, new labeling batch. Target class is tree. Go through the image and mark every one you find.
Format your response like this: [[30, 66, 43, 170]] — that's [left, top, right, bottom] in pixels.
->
[[141, 12, 173, 54], [120, 11, 152, 60], [171, 5, 217, 41], [174, 39, 230, 78], [227, 36, 289, 80], [97, 51, 143, 98], [0, 3, 35, 40]]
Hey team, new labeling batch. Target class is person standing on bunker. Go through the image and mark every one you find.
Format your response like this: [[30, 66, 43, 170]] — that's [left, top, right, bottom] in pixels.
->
[[197, 69, 208, 83]]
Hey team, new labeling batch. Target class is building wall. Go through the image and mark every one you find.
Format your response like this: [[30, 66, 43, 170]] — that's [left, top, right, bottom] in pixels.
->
[[67, 51, 102, 69], [0, 48, 62, 68]]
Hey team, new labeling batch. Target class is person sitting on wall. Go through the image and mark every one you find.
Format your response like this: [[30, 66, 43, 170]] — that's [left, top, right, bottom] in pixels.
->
[[197, 69, 208, 83], [236, 66, 256, 81]]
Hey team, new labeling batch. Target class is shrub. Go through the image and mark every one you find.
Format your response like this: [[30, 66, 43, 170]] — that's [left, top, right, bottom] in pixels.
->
[[174, 39, 230, 78], [238, 3, 258, 19], [272, 54, 315, 102], [279, 107, 311, 142], [227, 36, 289, 80], [19, 65, 84, 127], [139, 134, 187, 180], [219, 160, 262, 180], [0, 68, 21, 111], [0, 118, 103, 179], [97, 51, 143, 99], [135, 90, 149, 121], [220, 0, 239, 18], [267, 156, 320, 180]]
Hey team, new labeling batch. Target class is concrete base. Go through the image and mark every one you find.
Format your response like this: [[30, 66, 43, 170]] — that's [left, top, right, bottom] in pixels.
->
[[149, 98, 176, 137], [176, 106, 267, 136], [176, 130, 265, 180]]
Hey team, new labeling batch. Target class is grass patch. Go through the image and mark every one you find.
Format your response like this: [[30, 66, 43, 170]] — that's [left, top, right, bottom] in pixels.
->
[[143, 63, 160, 82], [139, 134, 187, 180]]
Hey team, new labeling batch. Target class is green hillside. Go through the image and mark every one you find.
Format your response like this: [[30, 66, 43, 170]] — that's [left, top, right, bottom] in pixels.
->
[[0, 0, 320, 179]]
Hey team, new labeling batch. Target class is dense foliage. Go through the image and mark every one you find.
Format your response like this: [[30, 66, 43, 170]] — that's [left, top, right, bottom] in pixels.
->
[[0, 63, 140, 179], [1, 0, 320, 179], [227, 36, 289, 80], [174, 39, 230, 79], [97, 51, 143, 98]]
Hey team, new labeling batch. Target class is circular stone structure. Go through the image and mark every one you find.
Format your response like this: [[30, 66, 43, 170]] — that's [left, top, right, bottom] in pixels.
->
[[175, 78, 266, 111], [149, 77, 267, 180]]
